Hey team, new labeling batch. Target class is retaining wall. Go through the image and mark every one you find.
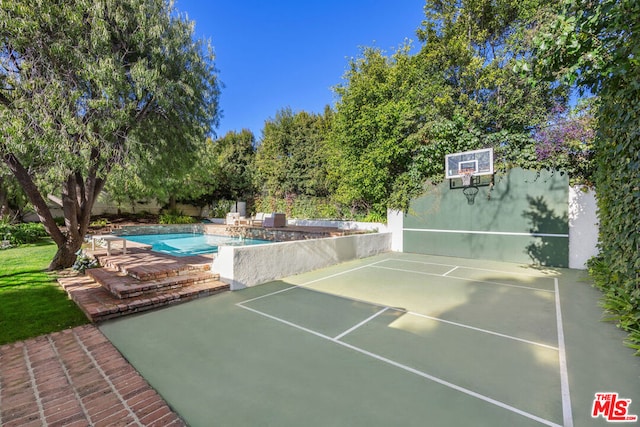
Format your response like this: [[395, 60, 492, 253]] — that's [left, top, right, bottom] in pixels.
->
[[113, 224, 207, 236], [213, 232, 392, 290]]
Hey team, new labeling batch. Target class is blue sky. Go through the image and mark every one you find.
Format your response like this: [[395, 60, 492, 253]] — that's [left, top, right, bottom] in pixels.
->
[[174, 1, 426, 140]]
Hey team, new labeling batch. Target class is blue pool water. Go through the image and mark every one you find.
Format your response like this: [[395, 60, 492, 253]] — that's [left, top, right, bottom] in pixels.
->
[[124, 233, 270, 257]]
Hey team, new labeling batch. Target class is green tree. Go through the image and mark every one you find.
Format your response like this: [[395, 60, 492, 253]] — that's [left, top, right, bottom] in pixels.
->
[[0, 0, 220, 268], [417, 0, 562, 128], [530, 101, 596, 186], [255, 107, 331, 198], [328, 46, 427, 216], [534, 0, 640, 352], [329, 0, 563, 216], [204, 129, 256, 203]]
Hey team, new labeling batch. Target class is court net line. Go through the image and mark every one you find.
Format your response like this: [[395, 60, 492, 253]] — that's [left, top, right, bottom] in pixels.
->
[[237, 302, 563, 427]]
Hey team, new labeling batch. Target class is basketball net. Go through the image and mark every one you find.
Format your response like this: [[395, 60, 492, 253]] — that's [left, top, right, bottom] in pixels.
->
[[458, 169, 478, 204]]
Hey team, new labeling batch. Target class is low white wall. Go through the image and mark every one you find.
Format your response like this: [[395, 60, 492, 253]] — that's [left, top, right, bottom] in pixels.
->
[[569, 186, 599, 269], [286, 218, 386, 232], [213, 232, 392, 290]]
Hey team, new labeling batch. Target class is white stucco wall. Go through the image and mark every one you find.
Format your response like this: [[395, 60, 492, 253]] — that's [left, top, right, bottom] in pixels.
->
[[386, 209, 403, 252], [213, 232, 392, 290], [569, 186, 599, 269]]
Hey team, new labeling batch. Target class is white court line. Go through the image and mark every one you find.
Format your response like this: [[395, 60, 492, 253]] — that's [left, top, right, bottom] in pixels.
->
[[406, 311, 558, 351], [242, 280, 556, 350], [236, 285, 299, 305], [390, 258, 558, 279], [403, 228, 568, 238], [239, 304, 335, 340], [369, 265, 555, 293], [236, 259, 391, 306], [555, 278, 573, 427], [237, 303, 562, 427], [334, 307, 390, 340], [299, 258, 391, 287], [442, 266, 459, 276]]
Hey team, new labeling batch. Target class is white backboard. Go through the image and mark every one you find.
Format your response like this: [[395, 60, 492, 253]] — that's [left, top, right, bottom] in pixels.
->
[[445, 147, 494, 179]]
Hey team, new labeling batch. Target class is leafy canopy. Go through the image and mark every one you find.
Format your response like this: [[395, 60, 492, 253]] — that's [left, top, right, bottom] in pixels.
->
[[328, 0, 564, 215], [0, 0, 220, 268], [255, 107, 332, 199]]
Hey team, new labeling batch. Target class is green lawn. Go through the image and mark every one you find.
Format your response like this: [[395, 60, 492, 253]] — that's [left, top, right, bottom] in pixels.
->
[[0, 240, 88, 345]]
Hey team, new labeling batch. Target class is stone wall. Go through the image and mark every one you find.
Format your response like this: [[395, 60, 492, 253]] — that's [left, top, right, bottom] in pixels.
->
[[113, 224, 206, 236]]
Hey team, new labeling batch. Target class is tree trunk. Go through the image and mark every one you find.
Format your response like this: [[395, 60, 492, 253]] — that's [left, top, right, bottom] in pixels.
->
[[49, 240, 83, 271], [0, 176, 9, 217], [3, 153, 66, 246], [3, 153, 104, 270]]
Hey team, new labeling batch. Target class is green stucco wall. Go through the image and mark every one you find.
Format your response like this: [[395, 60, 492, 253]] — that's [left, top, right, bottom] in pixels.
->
[[404, 168, 569, 267]]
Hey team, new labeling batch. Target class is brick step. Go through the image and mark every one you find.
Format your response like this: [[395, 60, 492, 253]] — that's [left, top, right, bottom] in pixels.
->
[[58, 275, 229, 322], [87, 267, 220, 299], [98, 252, 210, 281]]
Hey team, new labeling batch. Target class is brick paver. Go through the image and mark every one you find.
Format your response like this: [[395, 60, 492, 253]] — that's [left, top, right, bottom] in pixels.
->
[[0, 325, 185, 426], [57, 249, 229, 322]]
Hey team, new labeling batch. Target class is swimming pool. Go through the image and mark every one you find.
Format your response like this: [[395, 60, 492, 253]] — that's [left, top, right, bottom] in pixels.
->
[[124, 233, 271, 257]]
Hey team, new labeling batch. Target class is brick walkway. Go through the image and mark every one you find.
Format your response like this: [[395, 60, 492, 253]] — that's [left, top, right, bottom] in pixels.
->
[[0, 325, 185, 426]]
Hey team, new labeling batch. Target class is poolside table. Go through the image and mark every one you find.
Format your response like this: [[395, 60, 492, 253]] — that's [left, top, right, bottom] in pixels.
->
[[91, 235, 127, 256]]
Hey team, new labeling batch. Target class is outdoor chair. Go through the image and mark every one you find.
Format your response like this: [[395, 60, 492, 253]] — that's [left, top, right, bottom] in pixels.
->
[[263, 213, 286, 228], [250, 212, 266, 226], [225, 212, 240, 225]]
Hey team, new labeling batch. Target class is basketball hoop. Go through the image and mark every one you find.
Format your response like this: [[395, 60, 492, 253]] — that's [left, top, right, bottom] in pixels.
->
[[446, 149, 493, 202], [462, 186, 479, 205], [458, 168, 475, 187]]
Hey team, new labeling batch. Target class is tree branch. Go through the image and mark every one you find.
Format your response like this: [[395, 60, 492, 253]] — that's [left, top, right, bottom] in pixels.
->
[[2, 152, 66, 246], [0, 91, 11, 107]]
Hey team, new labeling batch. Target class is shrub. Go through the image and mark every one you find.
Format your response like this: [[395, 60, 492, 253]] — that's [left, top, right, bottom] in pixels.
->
[[254, 195, 341, 220], [90, 218, 109, 227], [72, 250, 99, 273], [0, 222, 48, 245], [209, 200, 235, 218], [159, 210, 197, 224], [588, 256, 640, 355]]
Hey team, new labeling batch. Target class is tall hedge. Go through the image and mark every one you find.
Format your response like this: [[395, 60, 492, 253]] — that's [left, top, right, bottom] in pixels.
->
[[535, 0, 640, 352], [591, 87, 640, 352]]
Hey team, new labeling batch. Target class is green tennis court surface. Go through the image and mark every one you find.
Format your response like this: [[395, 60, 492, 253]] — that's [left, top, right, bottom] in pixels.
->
[[100, 253, 640, 427]]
